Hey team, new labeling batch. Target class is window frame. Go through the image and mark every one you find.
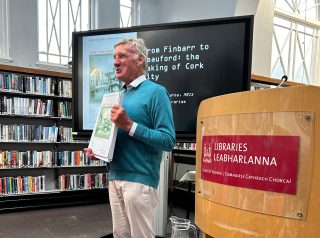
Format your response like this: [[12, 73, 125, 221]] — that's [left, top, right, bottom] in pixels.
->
[[37, 0, 138, 69], [37, 0, 91, 70], [120, 0, 136, 27], [271, 1, 320, 85]]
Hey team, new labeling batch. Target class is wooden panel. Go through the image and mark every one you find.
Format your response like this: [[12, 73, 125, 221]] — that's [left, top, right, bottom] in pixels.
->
[[196, 86, 320, 237], [251, 74, 302, 86], [0, 64, 71, 78]]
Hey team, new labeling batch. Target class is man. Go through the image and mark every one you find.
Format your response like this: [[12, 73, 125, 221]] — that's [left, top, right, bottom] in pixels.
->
[[84, 38, 175, 238]]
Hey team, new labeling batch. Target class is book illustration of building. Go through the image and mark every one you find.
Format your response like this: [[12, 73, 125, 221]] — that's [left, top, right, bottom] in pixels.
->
[[89, 54, 123, 104], [93, 106, 112, 139]]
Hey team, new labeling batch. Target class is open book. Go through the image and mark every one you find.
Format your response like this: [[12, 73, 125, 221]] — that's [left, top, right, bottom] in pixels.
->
[[88, 91, 123, 162]]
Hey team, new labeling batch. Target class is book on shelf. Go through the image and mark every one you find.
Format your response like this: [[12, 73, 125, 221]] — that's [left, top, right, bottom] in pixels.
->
[[88, 91, 123, 162]]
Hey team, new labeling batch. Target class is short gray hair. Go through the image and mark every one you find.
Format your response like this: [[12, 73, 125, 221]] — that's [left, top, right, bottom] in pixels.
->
[[114, 38, 148, 73]]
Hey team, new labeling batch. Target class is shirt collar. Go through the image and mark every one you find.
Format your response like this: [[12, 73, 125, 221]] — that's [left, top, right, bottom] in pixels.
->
[[123, 75, 147, 92]]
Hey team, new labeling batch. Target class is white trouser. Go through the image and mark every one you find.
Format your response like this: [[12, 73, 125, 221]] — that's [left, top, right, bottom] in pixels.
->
[[108, 180, 159, 238]]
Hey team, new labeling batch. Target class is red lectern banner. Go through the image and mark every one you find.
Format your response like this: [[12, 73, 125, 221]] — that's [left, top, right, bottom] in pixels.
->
[[201, 135, 300, 194]]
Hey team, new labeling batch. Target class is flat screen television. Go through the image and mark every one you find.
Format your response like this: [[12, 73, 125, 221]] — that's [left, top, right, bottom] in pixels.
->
[[72, 15, 253, 138]]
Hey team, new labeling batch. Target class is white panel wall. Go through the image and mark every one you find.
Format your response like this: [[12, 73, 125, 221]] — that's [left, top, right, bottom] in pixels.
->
[[93, 0, 120, 29], [156, 0, 236, 23], [235, 0, 276, 77], [9, 0, 38, 68], [138, 0, 159, 25]]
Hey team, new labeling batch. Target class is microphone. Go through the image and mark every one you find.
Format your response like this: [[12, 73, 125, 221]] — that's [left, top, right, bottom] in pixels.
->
[[276, 75, 288, 88]]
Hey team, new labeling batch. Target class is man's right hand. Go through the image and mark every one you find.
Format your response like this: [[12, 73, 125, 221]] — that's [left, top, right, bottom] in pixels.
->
[[83, 148, 98, 160], [110, 104, 133, 132]]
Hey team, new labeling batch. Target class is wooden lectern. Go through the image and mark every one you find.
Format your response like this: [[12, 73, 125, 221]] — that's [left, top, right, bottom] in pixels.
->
[[196, 85, 320, 237]]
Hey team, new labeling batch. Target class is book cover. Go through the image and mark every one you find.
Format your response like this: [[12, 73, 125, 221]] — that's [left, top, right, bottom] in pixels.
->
[[88, 91, 123, 162]]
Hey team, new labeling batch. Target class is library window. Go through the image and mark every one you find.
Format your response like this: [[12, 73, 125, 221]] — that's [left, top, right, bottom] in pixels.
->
[[37, 0, 90, 67], [271, 0, 320, 85], [120, 0, 134, 27], [0, 0, 10, 62], [38, 0, 136, 67]]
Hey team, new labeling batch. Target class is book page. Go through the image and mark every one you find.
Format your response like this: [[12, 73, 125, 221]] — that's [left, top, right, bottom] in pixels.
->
[[88, 91, 123, 162]]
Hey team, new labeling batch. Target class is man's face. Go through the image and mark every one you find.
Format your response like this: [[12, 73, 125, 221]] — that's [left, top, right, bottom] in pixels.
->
[[113, 43, 144, 84]]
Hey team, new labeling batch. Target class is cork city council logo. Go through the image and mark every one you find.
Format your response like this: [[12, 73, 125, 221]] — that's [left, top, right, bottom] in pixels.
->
[[202, 143, 212, 163]]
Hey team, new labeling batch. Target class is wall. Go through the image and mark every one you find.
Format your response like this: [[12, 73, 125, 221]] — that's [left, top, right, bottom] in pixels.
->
[[156, 0, 237, 23], [138, 0, 159, 25], [235, 0, 275, 77], [92, 0, 120, 29], [9, 0, 38, 68]]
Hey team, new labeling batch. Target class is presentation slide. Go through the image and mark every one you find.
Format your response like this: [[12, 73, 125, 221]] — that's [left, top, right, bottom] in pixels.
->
[[82, 32, 137, 129]]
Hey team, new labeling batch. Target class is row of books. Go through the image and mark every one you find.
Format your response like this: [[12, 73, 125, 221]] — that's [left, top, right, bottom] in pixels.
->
[[57, 101, 72, 118], [0, 175, 46, 194], [0, 124, 73, 142], [57, 80, 72, 97], [59, 127, 73, 142], [0, 173, 108, 195], [0, 72, 56, 96], [0, 150, 107, 168], [0, 96, 54, 116], [58, 173, 108, 191], [174, 142, 196, 151], [55, 150, 106, 167]]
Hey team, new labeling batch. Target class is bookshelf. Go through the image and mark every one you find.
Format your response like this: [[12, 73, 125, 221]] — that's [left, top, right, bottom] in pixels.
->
[[0, 64, 108, 212]]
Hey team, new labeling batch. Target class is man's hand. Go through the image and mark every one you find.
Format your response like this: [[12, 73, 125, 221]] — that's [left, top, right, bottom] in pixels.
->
[[110, 104, 133, 132], [83, 148, 98, 160]]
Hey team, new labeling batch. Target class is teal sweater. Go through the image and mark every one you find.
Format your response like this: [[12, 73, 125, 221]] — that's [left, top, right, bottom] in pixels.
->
[[108, 80, 176, 188]]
